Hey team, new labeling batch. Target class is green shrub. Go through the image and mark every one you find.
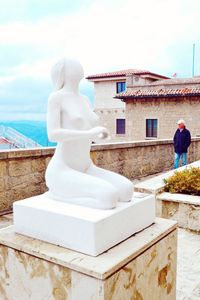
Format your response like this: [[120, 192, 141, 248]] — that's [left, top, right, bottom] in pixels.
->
[[164, 167, 200, 196]]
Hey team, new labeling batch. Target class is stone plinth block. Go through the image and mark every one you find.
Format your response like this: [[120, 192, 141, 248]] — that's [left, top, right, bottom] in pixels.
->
[[13, 193, 155, 256], [0, 219, 177, 300], [157, 192, 200, 232]]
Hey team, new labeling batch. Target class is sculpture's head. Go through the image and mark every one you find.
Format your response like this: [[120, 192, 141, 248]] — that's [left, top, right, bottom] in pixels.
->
[[51, 58, 84, 90]]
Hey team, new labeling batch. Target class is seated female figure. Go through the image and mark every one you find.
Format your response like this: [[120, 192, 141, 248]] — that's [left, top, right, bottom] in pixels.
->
[[45, 58, 133, 209]]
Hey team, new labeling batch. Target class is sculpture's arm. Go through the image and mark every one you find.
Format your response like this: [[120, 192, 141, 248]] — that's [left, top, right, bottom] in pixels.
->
[[81, 95, 110, 142], [47, 94, 108, 142]]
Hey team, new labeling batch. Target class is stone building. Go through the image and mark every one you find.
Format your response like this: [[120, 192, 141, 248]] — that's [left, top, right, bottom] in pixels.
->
[[86, 69, 168, 142], [115, 77, 200, 141]]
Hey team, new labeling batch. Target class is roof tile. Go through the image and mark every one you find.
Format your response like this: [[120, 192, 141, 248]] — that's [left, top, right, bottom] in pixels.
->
[[86, 69, 169, 80], [116, 87, 200, 99]]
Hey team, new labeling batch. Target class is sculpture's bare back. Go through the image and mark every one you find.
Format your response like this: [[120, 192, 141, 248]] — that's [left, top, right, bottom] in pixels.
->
[[45, 58, 133, 209]]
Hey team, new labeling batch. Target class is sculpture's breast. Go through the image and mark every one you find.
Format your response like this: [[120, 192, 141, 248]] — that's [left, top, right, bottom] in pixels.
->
[[61, 100, 99, 130], [69, 114, 87, 129]]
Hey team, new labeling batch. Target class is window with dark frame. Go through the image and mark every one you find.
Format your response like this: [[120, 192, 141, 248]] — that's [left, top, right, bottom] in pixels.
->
[[116, 119, 125, 134], [116, 82, 126, 93], [146, 119, 158, 137]]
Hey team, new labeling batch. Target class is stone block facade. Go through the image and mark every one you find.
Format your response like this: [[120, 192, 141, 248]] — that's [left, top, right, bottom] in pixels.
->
[[93, 80, 126, 142], [126, 97, 200, 141], [93, 80, 125, 109], [95, 108, 126, 142]]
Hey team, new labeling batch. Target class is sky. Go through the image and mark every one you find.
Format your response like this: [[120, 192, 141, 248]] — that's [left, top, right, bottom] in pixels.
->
[[0, 0, 200, 121]]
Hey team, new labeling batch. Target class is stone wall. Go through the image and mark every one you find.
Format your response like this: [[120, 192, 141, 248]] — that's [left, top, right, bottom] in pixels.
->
[[91, 137, 200, 179], [0, 148, 53, 213], [1, 137, 200, 212]]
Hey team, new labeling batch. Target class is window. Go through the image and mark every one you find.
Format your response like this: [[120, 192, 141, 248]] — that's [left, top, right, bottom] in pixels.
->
[[116, 119, 125, 134], [116, 82, 126, 93], [146, 119, 157, 138]]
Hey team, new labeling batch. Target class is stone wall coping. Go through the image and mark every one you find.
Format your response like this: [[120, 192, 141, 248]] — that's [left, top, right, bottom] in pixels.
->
[[0, 137, 199, 158], [134, 160, 200, 194], [91, 138, 173, 151], [0, 147, 55, 160], [157, 192, 200, 206], [0, 218, 177, 280], [96, 137, 199, 151]]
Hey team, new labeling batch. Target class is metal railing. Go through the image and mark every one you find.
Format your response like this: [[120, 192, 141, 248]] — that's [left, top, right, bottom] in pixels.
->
[[0, 125, 42, 148]]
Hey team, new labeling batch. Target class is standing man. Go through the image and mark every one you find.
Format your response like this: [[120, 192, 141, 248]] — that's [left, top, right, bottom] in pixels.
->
[[173, 119, 191, 169]]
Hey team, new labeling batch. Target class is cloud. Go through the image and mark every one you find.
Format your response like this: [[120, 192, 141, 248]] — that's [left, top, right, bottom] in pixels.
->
[[0, 76, 51, 102], [0, 74, 93, 121], [0, 0, 93, 24], [0, 76, 50, 120], [1, 0, 200, 76], [0, 0, 200, 121]]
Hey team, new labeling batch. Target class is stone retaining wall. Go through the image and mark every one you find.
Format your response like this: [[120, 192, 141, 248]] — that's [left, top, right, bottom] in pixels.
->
[[1, 137, 200, 212], [156, 193, 200, 233], [91, 137, 200, 178], [134, 160, 200, 233], [0, 148, 53, 212]]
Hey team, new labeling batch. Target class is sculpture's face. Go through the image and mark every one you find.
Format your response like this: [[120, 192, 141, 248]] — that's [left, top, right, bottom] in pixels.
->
[[51, 58, 84, 90], [64, 59, 84, 83]]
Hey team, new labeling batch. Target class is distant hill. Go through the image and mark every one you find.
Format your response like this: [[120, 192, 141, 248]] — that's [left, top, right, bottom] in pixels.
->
[[0, 120, 56, 147]]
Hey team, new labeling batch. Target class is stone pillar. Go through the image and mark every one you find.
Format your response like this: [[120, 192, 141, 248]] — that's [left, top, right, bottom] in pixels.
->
[[0, 218, 177, 300]]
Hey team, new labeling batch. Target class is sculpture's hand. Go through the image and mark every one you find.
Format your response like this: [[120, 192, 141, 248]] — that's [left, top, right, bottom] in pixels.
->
[[89, 126, 110, 140]]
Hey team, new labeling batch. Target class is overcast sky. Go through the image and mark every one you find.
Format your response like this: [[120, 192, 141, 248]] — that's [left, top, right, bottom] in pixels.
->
[[0, 0, 200, 121]]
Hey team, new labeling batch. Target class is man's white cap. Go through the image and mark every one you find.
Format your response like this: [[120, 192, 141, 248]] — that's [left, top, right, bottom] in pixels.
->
[[177, 119, 185, 125]]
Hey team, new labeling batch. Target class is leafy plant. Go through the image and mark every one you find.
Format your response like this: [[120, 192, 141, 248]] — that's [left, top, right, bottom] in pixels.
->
[[164, 167, 200, 196]]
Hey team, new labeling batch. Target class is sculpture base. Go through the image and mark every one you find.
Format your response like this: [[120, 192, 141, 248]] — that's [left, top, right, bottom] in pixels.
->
[[13, 193, 155, 256], [0, 219, 177, 300]]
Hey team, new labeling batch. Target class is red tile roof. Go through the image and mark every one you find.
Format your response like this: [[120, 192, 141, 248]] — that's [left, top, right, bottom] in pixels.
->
[[145, 76, 200, 86], [115, 87, 200, 100], [86, 69, 169, 80], [0, 137, 10, 144]]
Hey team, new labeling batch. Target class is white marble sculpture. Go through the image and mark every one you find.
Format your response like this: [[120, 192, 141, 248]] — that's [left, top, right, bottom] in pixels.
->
[[45, 58, 133, 209]]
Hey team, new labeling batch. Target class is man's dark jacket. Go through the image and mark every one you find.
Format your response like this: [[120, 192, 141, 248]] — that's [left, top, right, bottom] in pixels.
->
[[173, 128, 191, 153]]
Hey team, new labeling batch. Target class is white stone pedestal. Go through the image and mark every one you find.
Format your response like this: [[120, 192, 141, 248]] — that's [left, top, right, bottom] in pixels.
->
[[13, 193, 155, 256], [0, 218, 177, 300]]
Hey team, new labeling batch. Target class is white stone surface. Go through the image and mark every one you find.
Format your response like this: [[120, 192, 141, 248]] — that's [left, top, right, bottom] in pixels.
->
[[45, 58, 133, 209], [13, 193, 155, 256]]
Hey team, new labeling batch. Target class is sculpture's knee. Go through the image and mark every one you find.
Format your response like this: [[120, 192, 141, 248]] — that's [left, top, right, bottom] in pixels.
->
[[126, 180, 134, 197], [118, 180, 133, 202], [97, 184, 118, 209]]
